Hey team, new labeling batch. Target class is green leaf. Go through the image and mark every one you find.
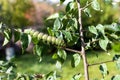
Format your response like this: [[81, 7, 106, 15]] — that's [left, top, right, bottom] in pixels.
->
[[71, 54, 81, 68], [21, 33, 29, 51], [47, 13, 60, 20], [52, 53, 58, 59], [56, 61, 62, 69], [66, 18, 78, 31], [53, 18, 62, 30], [71, 73, 82, 80], [88, 26, 98, 35], [4, 29, 12, 40], [105, 23, 120, 32], [113, 55, 120, 61], [67, 34, 79, 46], [83, 8, 92, 17], [96, 24, 105, 35], [46, 71, 56, 80], [103, 0, 112, 3], [62, 30, 72, 42], [60, 0, 65, 4], [0, 23, 2, 29], [66, 2, 76, 12], [47, 28, 54, 36], [57, 49, 67, 60], [110, 34, 119, 39], [34, 45, 43, 56], [99, 63, 108, 78], [91, 0, 100, 11], [116, 58, 120, 70], [99, 36, 109, 51], [72, 18, 78, 30], [14, 30, 21, 42], [6, 66, 13, 74], [3, 37, 9, 46], [111, 75, 120, 80]]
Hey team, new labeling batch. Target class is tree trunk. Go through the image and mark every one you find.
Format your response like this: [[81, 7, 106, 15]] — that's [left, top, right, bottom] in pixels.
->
[[76, 0, 89, 80]]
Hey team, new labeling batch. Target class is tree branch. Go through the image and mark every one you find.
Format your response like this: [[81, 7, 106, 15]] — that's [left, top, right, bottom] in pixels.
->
[[64, 47, 82, 55], [76, 0, 89, 80], [81, 2, 93, 11], [88, 60, 114, 66]]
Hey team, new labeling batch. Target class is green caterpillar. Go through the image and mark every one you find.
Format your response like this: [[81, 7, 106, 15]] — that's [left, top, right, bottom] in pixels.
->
[[24, 29, 65, 46]]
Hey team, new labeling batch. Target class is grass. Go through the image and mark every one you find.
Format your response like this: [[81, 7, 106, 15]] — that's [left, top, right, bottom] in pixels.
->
[[13, 50, 120, 80]]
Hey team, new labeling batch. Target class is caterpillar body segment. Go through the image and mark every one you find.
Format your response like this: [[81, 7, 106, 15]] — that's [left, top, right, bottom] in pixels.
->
[[33, 31, 39, 38], [38, 33, 44, 40], [24, 29, 65, 46]]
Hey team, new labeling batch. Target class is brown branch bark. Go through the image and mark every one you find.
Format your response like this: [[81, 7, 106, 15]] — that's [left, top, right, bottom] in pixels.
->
[[65, 48, 82, 55], [76, 0, 89, 80]]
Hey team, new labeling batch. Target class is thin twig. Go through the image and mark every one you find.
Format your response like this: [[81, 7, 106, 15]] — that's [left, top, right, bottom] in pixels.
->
[[65, 48, 82, 55], [88, 60, 115, 66], [81, 2, 93, 10]]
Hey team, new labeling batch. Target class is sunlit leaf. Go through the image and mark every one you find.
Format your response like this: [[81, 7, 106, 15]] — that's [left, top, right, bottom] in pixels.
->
[[71, 54, 81, 68], [91, 0, 100, 11], [57, 49, 67, 60], [6, 66, 13, 74], [34, 45, 43, 56], [71, 73, 82, 80], [66, 2, 76, 12], [56, 61, 62, 69], [88, 26, 98, 35], [110, 34, 119, 39], [105, 23, 120, 32], [46, 71, 56, 80], [53, 18, 63, 30], [99, 63, 108, 78], [111, 75, 120, 80], [99, 36, 109, 51], [83, 8, 92, 17], [72, 18, 78, 30], [116, 58, 120, 70], [47, 28, 54, 36], [3, 37, 9, 46], [66, 18, 78, 31], [62, 30, 72, 42], [96, 24, 105, 35], [4, 29, 12, 40], [52, 53, 58, 59], [47, 13, 60, 20], [113, 55, 120, 61]]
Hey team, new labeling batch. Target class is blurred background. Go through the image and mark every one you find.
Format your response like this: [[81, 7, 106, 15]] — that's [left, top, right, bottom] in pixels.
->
[[0, 0, 120, 80]]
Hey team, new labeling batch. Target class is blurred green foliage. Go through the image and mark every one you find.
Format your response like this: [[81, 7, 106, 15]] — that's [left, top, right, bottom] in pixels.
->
[[0, 0, 32, 28], [45, 0, 119, 31], [112, 42, 120, 52], [81, 0, 119, 27]]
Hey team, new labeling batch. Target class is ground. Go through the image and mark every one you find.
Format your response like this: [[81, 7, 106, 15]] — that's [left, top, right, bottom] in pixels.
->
[[13, 50, 120, 80]]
